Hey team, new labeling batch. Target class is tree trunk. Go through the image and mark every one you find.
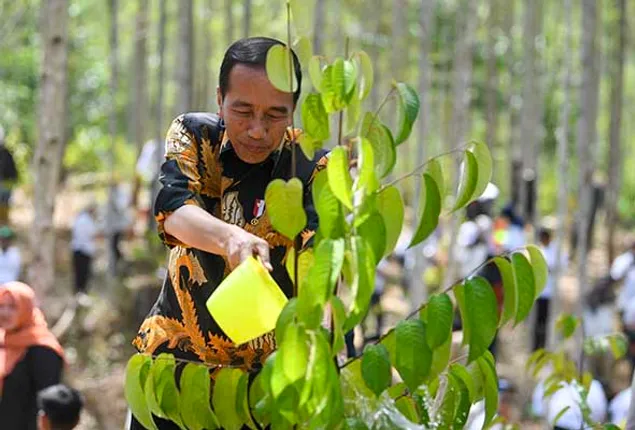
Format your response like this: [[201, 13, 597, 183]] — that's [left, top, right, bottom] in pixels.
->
[[243, 0, 251, 38], [575, 0, 601, 312], [148, 0, 167, 237], [225, 0, 234, 45], [332, 0, 344, 55], [606, 0, 626, 265], [548, 0, 573, 350], [29, 0, 69, 296], [443, 0, 478, 290], [197, 0, 214, 111], [176, 0, 194, 115], [106, 0, 119, 277], [485, 0, 499, 151], [369, 0, 383, 108], [391, 0, 407, 82], [518, 0, 543, 227], [313, 0, 326, 54]]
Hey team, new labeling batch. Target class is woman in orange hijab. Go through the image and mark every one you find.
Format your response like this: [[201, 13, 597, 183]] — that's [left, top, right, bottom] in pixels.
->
[[0, 281, 65, 430]]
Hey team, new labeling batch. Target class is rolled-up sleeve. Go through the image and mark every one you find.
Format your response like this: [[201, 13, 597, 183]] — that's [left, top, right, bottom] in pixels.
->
[[154, 115, 205, 248]]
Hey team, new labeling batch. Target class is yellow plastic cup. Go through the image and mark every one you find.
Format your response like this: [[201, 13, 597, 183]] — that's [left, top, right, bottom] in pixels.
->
[[206, 256, 288, 345]]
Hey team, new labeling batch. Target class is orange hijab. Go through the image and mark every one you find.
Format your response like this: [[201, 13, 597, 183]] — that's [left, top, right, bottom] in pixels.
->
[[0, 282, 65, 394]]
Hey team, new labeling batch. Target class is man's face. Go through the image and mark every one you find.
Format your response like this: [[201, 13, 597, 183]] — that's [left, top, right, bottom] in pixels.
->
[[218, 64, 295, 164]]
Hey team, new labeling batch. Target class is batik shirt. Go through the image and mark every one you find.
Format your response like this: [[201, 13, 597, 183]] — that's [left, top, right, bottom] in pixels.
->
[[133, 113, 327, 372]]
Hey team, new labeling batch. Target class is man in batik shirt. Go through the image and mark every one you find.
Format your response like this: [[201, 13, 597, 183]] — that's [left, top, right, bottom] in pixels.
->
[[131, 37, 326, 417]]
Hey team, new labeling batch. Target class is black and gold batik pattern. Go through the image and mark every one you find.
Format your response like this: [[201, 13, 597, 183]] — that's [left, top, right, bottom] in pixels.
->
[[133, 113, 328, 373]]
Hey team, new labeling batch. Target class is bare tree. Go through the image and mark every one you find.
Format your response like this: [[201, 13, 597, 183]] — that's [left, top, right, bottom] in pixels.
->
[[313, 0, 326, 54], [575, 0, 601, 310], [369, 0, 383, 108], [606, 0, 627, 264], [485, 0, 499, 150], [243, 0, 252, 38], [548, 0, 573, 349], [176, 0, 194, 115], [225, 0, 234, 45], [391, 0, 407, 82], [196, 0, 214, 111], [28, 0, 69, 296]]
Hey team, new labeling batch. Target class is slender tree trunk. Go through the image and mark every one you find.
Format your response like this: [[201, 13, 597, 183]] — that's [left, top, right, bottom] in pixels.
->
[[518, 0, 543, 227], [106, 0, 119, 277], [391, 0, 407, 82], [485, 0, 499, 150], [369, 0, 383, 108], [148, 0, 167, 236], [548, 0, 573, 350], [225, 0, 234, 45], [575, 0, 601, 313], [29, 0, 69, 297], [176, 0, 194, 115], [197, 0, 214, 111], [606, 0, 627, 265], [131, 0, 149, 211], [313, 0, 326, 54], [332, 0, 344, 55], [243, 0, 251, 38], [443, 0, 478, 290]]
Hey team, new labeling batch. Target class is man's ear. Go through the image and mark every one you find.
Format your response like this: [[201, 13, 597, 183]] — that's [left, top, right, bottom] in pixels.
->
[[37, 412, 50, 430], [216, 87, 223, 117]]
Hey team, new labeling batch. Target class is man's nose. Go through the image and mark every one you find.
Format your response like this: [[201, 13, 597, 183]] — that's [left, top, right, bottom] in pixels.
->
[[247, 117, 267, 140]]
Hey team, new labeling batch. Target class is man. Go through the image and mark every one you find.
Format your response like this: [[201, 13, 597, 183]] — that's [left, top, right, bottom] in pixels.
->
[[70, 204, 98, 296], [0, 125, 19, 224], [131, 37, 326, 429], [37, 384, 83, 430], [0, 225, 21, 284]]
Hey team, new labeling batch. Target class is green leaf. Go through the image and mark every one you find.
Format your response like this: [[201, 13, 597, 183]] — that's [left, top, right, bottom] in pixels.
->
[[327, 146, 353, 210], [299, 330, 336, 419], [395, 319, 432, 391], [297, 134, 320, 161], [608, 334, 628, 359], [452, 150, 479, 211], [379, 330, 397, 364], [426, 293, 453, 349], [556, 314, 579, 340], [344, 237, 376, 331], [321, 58, 357, 113], [454, 284, 471, 349], [439, 375, 458, 427], [266, 44, 298, 93], [330, 296, 347, 354], [285, 248, 314, 287], [345, 90, 362, 135], [148, 354, 185, 429], [449, 364, 476, 403], [356, 138, 380, 194], [512, 252, 536, 324], [426, 158, 445, 198], [466, 141, 493, 202], [275, 298, 298, 345], [125, 354, 158, 430], [314, 172, 345, 238], [356, 210, 386, 265], [361, 344, 392, 396], [476, 352, 498, 427], [308, 56, 324, 92], [292, 36, 312, 66], [393, 82, 420, 145], [428, 336, 452, 383], [376, 186, 404, 257], [494, 257, 517, 326], [451, 374, 472, 428], [526, 244, 549, 299], [409, 173, 441, 248], [302, 93, 330, 142], [212, 368, 246, 430], [235, 372, 256, 429], [360, 112, 396, 179], [265, 178, 307, 240], [289, 0, 313, 33], [463, 277, 498, 363], [354, 51, 373, 100], [395, 396, 420, 424], [274, 324, 309, 390], [179, 363, 219, 430], [551, 406, 571, 427]]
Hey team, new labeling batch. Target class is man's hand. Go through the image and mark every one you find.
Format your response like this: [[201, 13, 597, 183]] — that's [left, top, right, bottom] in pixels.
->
[[223, 225, 273, 271]]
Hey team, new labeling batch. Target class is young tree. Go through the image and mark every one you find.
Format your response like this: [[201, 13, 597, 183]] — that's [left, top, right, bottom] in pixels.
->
[[485, 0, 499, 152], [225, 0, 234, 45], [176, 0, 194, 115], [243, 0, 252, 38], [28, 0, 69, 296], [575, 0, 601, 311], [606, 0, 627, 265], [313, 0, 326, 54]]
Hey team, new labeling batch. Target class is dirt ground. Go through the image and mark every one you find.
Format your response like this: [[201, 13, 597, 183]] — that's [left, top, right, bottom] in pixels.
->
[[5, 184, 634, 429]]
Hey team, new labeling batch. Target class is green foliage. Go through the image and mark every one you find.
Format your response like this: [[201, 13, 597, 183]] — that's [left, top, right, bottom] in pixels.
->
[[265, 178, 307, 240], [393, 83, 420, 145], [361, 344, 392, 396], [125, 354, 158, 430], [409, 173, 442, 248], [266, 44, 298, 93], [395, 319, 432, 392], [180, 364, 219, 430], [424, 293, 453, 349], [556, 314, 579, 339]]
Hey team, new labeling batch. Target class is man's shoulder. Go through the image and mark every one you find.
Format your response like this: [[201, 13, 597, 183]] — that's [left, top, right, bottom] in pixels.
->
[[175, 112, 223, 142]]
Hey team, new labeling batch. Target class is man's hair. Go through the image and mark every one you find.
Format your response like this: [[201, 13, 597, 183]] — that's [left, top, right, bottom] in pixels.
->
[[538, 228, 552, 244], [219, 37, 302, 104], [37, 384, 83, 430]]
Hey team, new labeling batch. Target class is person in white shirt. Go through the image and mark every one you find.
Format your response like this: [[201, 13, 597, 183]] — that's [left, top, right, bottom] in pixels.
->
[[0, 226, 20, 284], [612, 242, 635, 313], [71, 205, 98, 293]]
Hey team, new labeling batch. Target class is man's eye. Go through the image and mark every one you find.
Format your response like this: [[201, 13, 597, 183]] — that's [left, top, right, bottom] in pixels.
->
[[233, 110, 251, 116], [267, 113, 286, 120]]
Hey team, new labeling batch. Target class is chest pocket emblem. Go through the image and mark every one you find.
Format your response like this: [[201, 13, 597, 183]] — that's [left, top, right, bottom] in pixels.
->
[[222, 191, 245, 227]]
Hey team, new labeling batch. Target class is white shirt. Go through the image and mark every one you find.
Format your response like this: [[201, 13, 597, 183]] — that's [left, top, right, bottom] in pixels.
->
[[540, 380, 607, 429], [612, 252, 635, 311], [455, 221, 489, 279], [539, 241, 567, 299], [71, 211, 97, 255], [609, 388, 631, 425], [583, 305, 615, 337], [0, 246, 21, 284]]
